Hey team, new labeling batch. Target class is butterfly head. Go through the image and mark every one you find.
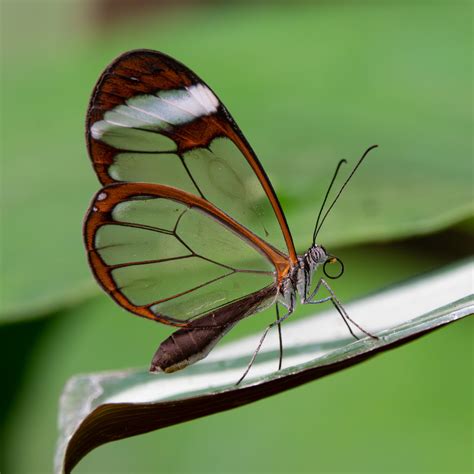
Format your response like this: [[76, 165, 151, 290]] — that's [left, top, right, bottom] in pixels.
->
[[306, 245, 344, 280]]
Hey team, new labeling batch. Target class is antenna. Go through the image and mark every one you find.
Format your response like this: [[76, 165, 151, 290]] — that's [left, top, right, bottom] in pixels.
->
[[312, 159, 347, 245], [313, 144, 378, 242]]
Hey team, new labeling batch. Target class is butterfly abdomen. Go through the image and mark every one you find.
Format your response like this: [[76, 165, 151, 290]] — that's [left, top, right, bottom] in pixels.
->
[[150, 323, 236, 373], [150, 285, 277, 373]]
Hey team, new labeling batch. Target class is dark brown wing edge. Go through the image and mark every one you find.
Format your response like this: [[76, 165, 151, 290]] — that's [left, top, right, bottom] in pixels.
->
[[83, 182, 290, 327], [85, 49, 298, 264]]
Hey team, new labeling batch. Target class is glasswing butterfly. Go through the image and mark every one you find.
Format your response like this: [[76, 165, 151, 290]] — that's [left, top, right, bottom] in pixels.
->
[[84, 49, 377, 384]]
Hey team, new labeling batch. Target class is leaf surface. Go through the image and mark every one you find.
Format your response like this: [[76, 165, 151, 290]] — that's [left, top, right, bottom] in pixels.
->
[[55, 260, 473, 473]]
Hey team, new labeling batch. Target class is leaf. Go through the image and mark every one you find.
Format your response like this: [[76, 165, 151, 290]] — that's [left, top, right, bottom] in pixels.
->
[[55, 260, 473, 474], [2, 1, 473, 323]]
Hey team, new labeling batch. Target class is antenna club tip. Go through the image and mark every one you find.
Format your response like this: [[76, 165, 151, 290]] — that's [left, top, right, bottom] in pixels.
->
[[363, 144, 379, 158]]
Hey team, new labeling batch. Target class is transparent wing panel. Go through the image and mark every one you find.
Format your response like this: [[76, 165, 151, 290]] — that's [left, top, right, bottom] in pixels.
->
[[176, 208, 274, 272], [111, 257, 229, 306], [109, 153, 195, 193], [93, 194, 276, 321], [151, 272, 275, 320], [112, 198, 188, 230], [184, 137, 287, 253], [95, 225, 189, 265], [91, 122, 176, 152]]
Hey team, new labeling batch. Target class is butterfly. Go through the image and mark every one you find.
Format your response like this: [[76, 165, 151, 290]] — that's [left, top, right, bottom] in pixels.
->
[[84, 49, 377, 383]]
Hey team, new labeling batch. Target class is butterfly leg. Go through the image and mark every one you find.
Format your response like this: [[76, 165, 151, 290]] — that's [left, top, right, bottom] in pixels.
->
[[236, 307, 293, 386], [276, 303, 283, 371], [305, 278, 378, 340]]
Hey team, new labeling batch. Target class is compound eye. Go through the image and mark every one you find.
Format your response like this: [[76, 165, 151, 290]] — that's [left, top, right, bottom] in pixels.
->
[[323, 256, 344, 279]]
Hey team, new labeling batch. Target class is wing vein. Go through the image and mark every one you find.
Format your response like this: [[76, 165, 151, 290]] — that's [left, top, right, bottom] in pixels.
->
[[155, 94, 200, 118], [108, 254, 193, 270], [146, 270, 236, 307], [102, 221, 174, 235], [103, 118, 171, 138], [126, 103, 174, 126]]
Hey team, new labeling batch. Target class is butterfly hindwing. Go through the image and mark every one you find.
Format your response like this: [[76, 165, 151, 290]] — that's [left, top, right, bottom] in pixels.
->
[[84, 182, 291, 326]]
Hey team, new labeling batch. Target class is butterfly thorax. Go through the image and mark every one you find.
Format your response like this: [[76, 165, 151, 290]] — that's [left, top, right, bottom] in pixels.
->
[[278, 245, 328, 312]]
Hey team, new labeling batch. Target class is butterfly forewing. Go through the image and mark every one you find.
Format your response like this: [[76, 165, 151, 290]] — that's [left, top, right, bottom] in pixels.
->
[[86, 49, 296, 259], [85, 50, 296, 328]]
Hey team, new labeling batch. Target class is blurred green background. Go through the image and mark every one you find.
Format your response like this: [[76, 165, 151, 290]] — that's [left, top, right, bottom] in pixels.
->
[[1, 1, 472, 473]]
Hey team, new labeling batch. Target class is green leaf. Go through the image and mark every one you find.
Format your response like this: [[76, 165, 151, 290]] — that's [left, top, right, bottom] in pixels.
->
[[55, 260, 473, 474], [2, 2, 473, 323], [3, 238, 470, 473]]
